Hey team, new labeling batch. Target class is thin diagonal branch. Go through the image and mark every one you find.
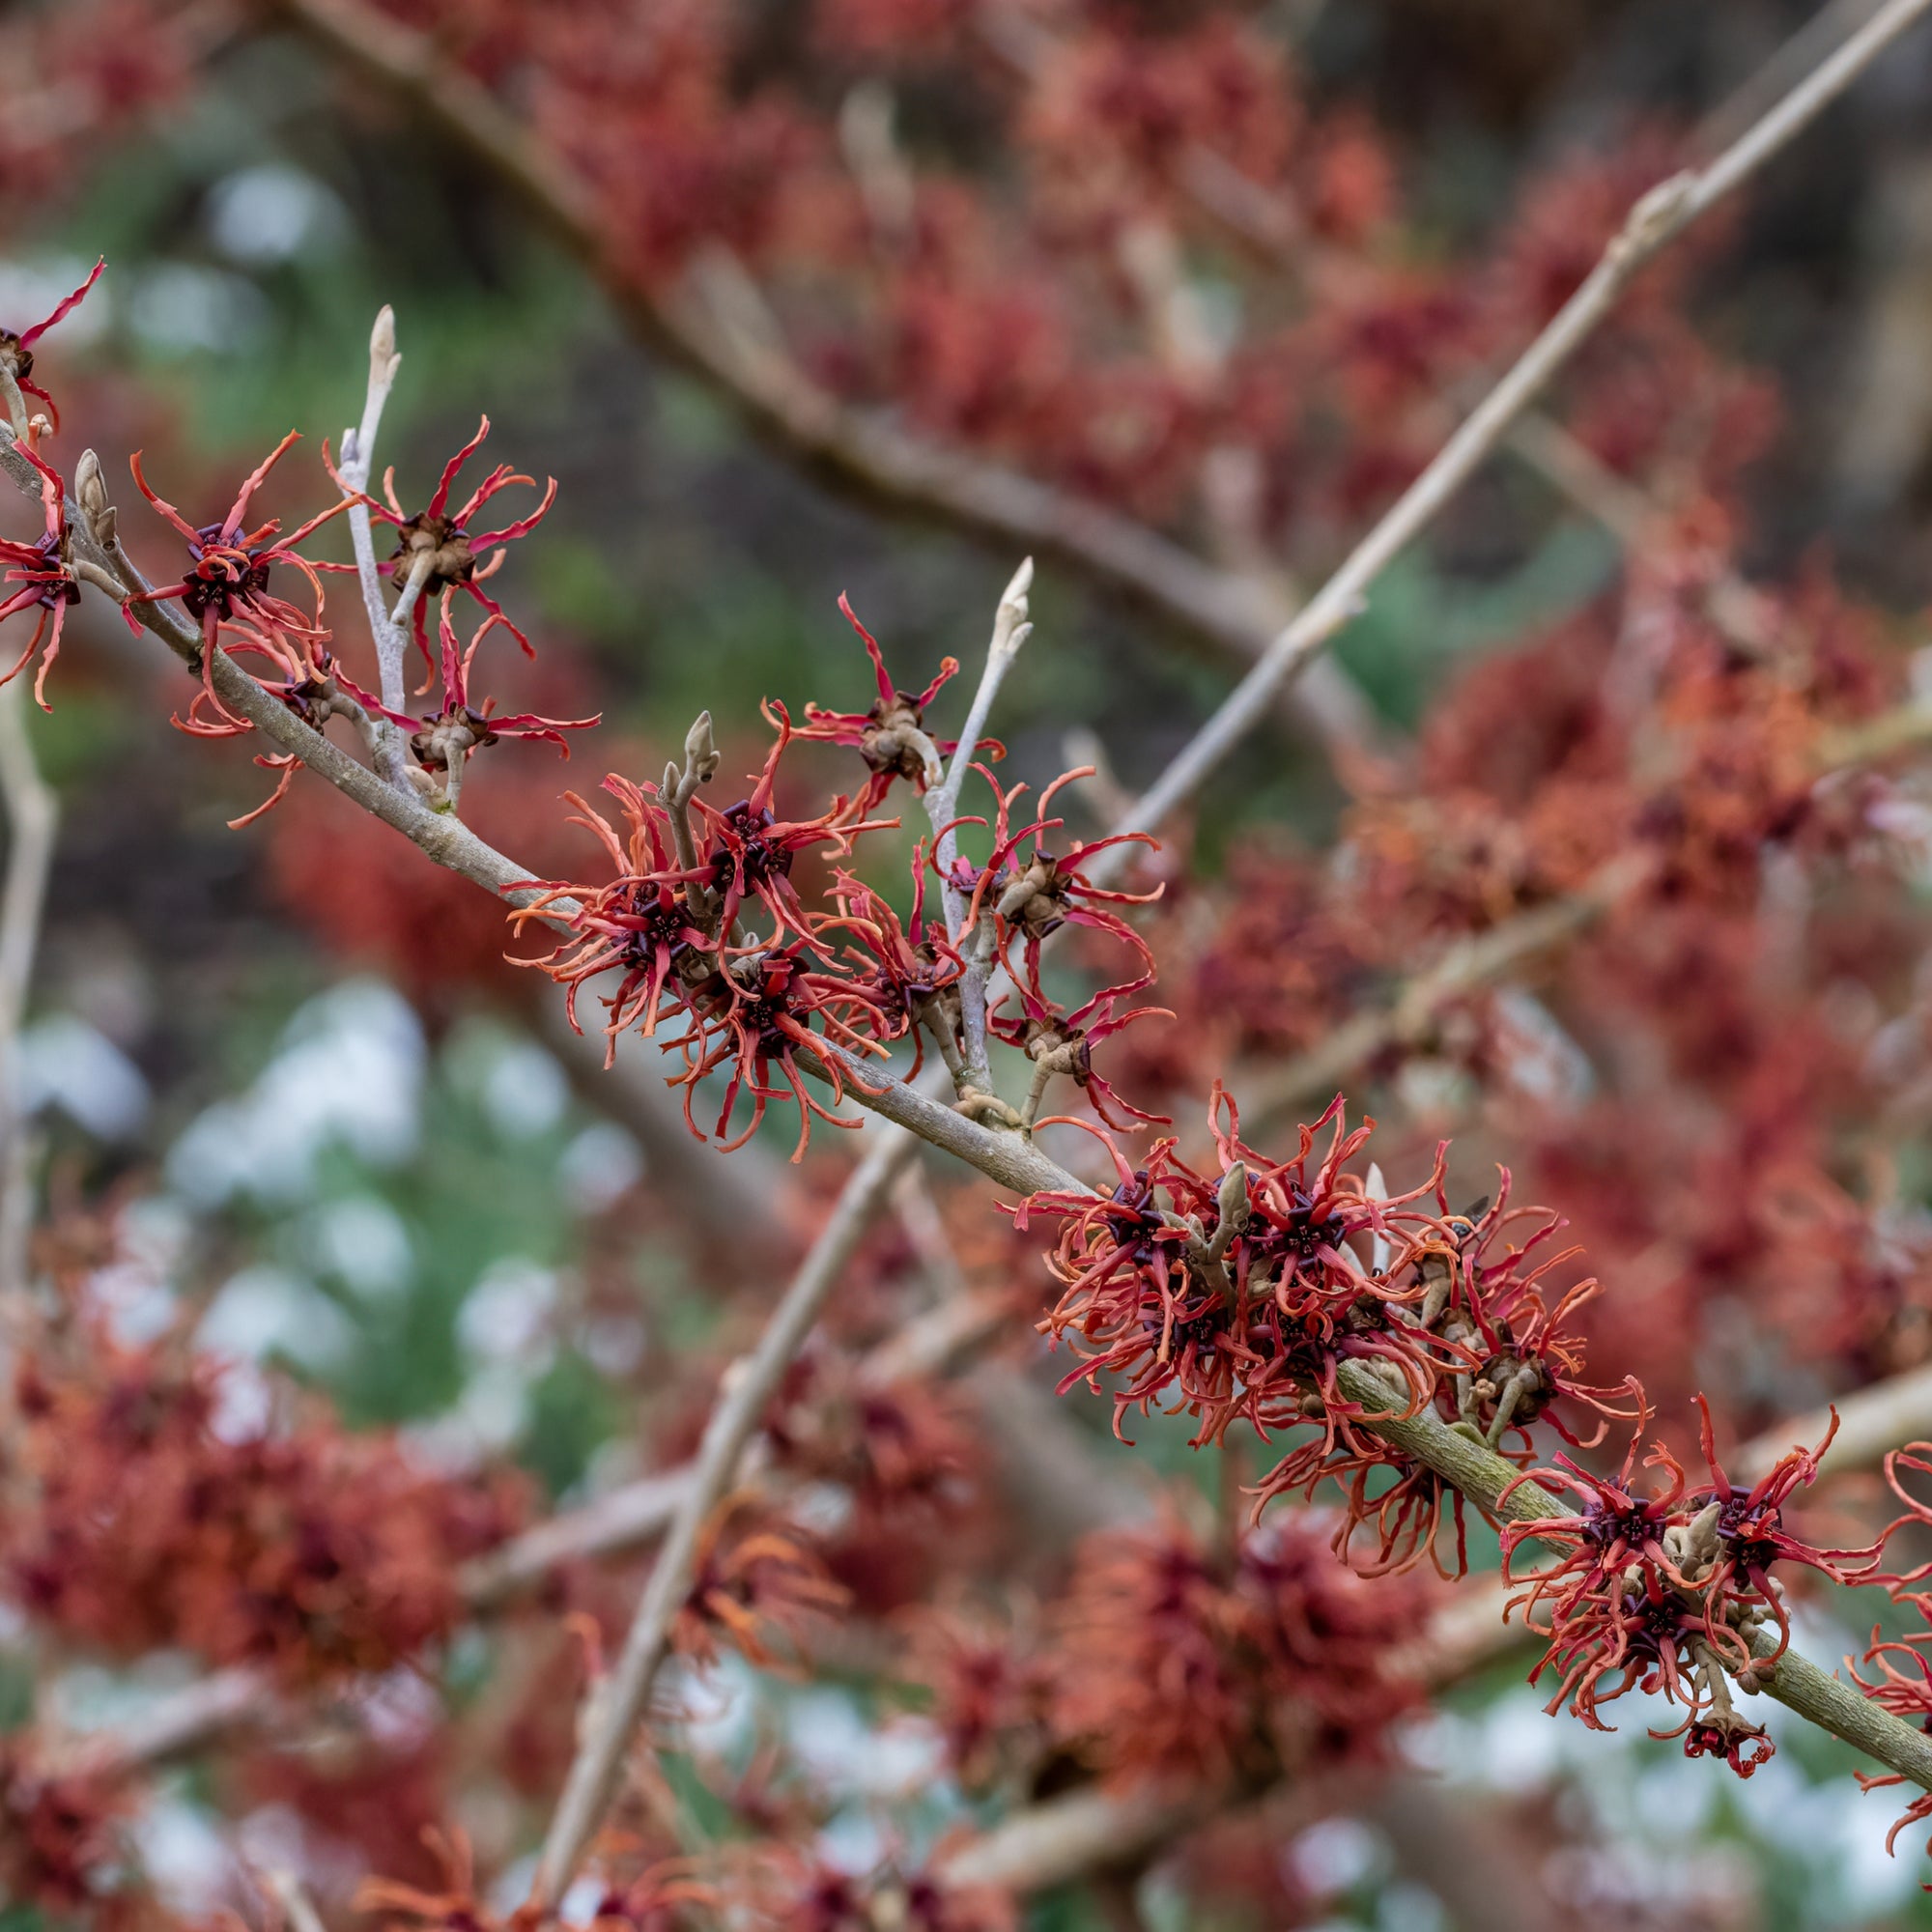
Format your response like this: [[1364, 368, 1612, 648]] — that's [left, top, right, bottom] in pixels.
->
[[1246, 854, 1653, 1123], [1242, 668, 1932, 1126], [0, 676, 55, 1310], [1110, 0, 1932, 841], [528, 1123, 917, 1909]]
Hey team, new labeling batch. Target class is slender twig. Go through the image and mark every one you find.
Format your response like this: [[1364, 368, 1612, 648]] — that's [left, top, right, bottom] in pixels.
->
[[18, 0, 1907, 940], [43, 1278, 1009, 1781], [1327, 1355, 1932, 1785], [0, 427, 579, 925], [388, 549, 435, 643], [891, 1160, 974, 1309], [58, 1281, 1932, 1842], [1698, 0, 1893, 151], [1815, 697, 1932, 770], [1240, 663, 1932, 1125], [257, 1869, 329, 1932], [269, 0, 1932, 799], [1502, 412, 1774, 653], [334, 306, 412, 786], [57, 1665, 270, 1777], [264, 0, 1326, 696], [523, 1066, 1932, 1807], [1243, 854, 1653, 1122], [458, 1465, 697, 1610], [1743, 1364, 1932, 1484], [927, 557, 1034, 1098], [527, 1125, 917, 1910], [937, 1780, 1230, 1897], [0, 676, 56, 1310]]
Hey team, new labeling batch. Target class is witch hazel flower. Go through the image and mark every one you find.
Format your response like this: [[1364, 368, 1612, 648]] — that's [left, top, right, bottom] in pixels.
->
[[1850, 1633, 1932, 1880], [0, 435, 79, 708], [0, 257, 101, 436], [327, 414, 556, 686], [690, 700, 896, 951], [827, 860, 965, 1080], [944, 763, 1161, 999], [512, 697, 912, 1156], [175, 635, 382, 829], [1022, 1091, 1442, 1453], [513, 773, 723, 1057], [665, 939, 898, 1159], [991, 974, 1174, 1132], [126, 429, 356, 719], [1678, 1399, 1881, 1657], [799, 593, 973, 813], [1498, 1416, 1689, 1635], [1500, 1402, 1876, 1775], [376, 592, 597, 812], [1512, 1548, 1750, 1747], [1413, 1179, 1638, 1453]]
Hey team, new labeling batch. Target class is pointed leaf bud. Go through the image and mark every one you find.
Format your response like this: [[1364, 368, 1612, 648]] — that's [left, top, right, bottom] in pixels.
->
[[369, 305, 401, 390], [685, 709, 720, 783]]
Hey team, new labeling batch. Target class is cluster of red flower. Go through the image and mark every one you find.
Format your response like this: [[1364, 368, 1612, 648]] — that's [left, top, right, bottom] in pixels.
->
[[911, 1509, 1431, 1802], [3, 1328, 525, 1683], [0, 262, 593, 826], [11, 6, 1932, 1912]]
